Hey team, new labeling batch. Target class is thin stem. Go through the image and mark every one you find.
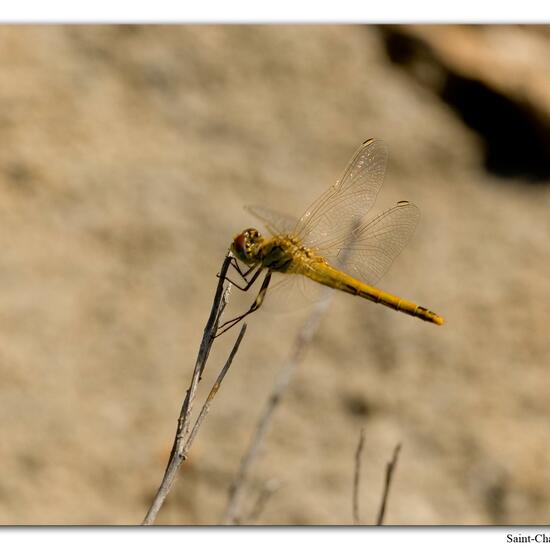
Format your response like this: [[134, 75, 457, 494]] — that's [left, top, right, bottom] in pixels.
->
[[142, 252, 241, 525], [246, 479, 281, 525], [353, 427, 366, 525], [223, 286, 335, 525], [376, 443, 402, 526], [184, 323, 247, 457]]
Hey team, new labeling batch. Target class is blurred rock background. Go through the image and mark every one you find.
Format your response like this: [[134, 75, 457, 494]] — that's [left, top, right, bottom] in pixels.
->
[[0, 25, 548, 525]]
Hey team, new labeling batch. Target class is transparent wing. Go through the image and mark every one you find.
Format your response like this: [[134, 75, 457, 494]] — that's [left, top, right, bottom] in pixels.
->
[[243, 141, 418, 312], [245, 205, 299, 236], [327, 201, 421, 286], [295, 138, 388, 250], [260, 272, 323, 313]]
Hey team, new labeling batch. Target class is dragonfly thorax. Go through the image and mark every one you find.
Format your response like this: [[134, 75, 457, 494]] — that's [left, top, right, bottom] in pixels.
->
[[231, 227, 265, 265]]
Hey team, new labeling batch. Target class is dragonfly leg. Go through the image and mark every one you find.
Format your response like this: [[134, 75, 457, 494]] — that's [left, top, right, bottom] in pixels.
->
[[218, 257, 247, 282], [215, 271, 272, 337], [221, 261, 263, 291], [217, 257, 247, 281], [231, 257, 257, 280]]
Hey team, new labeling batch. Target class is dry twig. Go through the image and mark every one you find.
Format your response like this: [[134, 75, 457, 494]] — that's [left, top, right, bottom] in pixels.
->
[[143, 253, 246, 525], [353, 427, 366, 525], [376, 443, 402, 525], [223, 286, 335, 524], [246, 479, 281, 524], [351, 433, 402, 525]]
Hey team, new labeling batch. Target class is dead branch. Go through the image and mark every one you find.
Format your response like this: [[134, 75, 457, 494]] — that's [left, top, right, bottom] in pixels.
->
[[142, 252, 246, 525], [245, 479, 281, 524], [353, 427, 366, 525], [376, 443, 402, 525], [223, 286, 335, 525]]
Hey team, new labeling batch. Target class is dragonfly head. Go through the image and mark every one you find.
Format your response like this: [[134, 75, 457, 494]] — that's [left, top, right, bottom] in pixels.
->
[[231, 228, 264, 265]]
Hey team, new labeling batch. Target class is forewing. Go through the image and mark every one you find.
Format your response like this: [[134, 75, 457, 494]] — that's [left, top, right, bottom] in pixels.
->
[[328, 201, 421, 286], [245, 205, 299, 236], [295, 139, 388, 250]]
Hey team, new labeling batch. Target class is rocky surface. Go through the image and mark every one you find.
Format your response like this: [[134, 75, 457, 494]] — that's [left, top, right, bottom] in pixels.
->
[[0, 25, 548, 524]]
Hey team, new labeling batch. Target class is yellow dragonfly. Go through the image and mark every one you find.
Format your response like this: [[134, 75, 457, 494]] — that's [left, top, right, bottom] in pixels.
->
[[218, 138, 444, 335]]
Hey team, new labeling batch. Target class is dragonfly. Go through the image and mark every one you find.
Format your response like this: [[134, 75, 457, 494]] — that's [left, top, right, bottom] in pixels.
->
[[217, 138, 444, 336]]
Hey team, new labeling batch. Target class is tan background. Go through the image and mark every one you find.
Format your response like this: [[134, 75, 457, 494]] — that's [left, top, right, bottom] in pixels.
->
[[0, 25, 549, 525]]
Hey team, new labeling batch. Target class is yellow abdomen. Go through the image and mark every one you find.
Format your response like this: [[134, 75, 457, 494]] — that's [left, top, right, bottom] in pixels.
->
[[296, 260, 444, 326]]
